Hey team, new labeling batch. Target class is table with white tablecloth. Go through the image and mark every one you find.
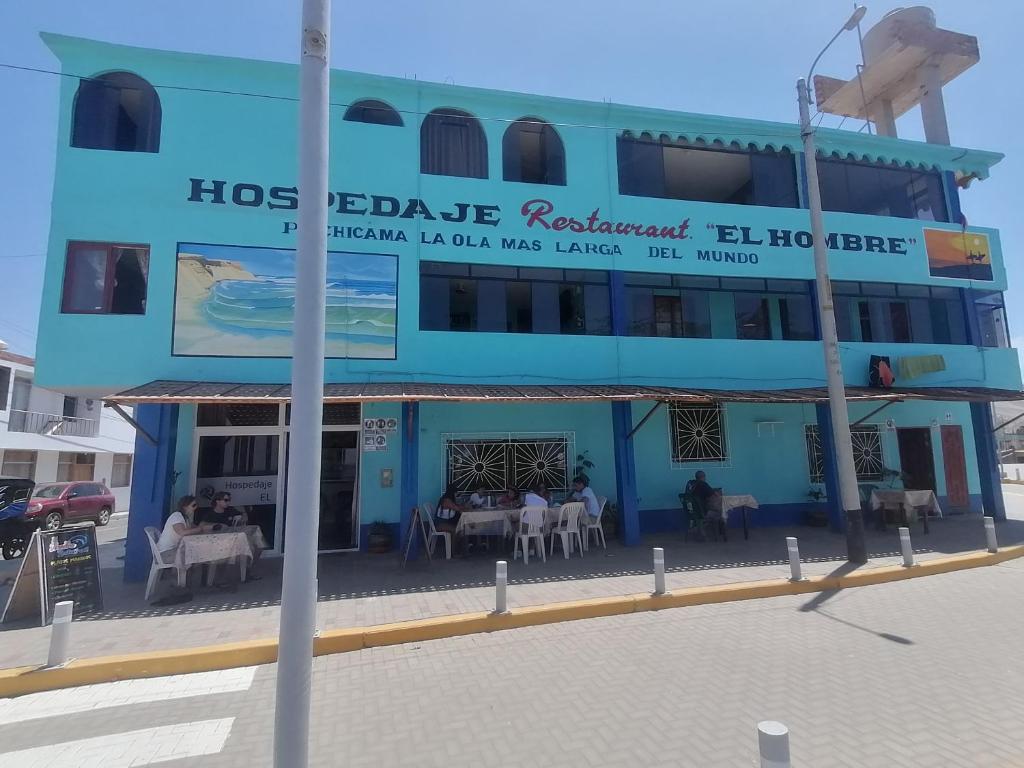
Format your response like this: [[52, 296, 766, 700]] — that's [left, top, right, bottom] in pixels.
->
[[456, 508, 513, 537], [870, 489, 943, 525], [175, 530, 254, 585], [708, 494, 759, 540]]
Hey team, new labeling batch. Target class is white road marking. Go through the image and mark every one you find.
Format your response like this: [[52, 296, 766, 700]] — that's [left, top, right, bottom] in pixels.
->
[[0, 666, 256, 724], [0, 717, 234, 767]]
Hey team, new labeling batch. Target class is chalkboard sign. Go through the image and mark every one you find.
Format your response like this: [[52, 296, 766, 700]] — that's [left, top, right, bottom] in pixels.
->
[[1, 524, 103, 626], [400, 507, 431, 566]]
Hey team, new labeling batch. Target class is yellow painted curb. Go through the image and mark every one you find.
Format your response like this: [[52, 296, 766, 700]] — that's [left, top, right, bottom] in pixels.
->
[[1, 544, 1021, 698]]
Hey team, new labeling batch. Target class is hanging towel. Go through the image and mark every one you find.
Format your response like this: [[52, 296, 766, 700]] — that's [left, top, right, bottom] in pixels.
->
[[898, 354, 946, 380]]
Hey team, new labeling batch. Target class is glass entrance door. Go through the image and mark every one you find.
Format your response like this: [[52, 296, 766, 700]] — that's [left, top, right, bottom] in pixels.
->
[[318, 431, 360, 551]]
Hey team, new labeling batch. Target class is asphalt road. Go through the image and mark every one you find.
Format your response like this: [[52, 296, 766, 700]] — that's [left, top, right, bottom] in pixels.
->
[[2, 550, 1023, 767]]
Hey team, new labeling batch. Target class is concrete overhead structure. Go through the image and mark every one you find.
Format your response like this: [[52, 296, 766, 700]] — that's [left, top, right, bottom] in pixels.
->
[[814, 7, 979, 153]]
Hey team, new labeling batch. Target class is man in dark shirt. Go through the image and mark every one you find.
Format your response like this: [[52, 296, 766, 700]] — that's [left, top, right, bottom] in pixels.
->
[[684, 471, 714, 505], [201, 491, 247, 528]]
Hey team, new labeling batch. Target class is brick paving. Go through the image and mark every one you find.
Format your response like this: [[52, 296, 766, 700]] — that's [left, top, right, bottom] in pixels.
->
[[1, 488, 1023, 670], [2, 557, 1023, 766]]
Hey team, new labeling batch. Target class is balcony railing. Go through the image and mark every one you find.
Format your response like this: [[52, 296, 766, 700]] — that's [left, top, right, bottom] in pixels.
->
[[7, 410, 100, 438]]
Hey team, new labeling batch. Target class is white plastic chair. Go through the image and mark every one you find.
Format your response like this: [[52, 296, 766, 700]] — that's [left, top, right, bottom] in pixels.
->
[[513, 506, 547, 564], [549, 502, 584, 559], [144, 526, 187, 600], [581, 496, 608, 551], [418, 502, 452, 560]]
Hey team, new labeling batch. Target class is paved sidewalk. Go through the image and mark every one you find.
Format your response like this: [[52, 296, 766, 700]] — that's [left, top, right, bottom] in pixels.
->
[[1, 487, 1022, 669], [3, 560, 1023, 766]]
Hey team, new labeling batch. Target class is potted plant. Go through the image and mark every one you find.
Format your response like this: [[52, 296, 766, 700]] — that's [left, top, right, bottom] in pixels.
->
[[367, 520, 393, 553], [806, 487, 828, 527], [602, 502, 619, 539], [573, 450, 594, 483]]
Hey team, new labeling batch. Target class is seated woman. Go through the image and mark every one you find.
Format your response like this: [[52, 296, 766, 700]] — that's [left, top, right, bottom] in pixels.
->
[[156, 495, 208, 563], [497, 486, 520, 508], [434, 483, 466, 538]]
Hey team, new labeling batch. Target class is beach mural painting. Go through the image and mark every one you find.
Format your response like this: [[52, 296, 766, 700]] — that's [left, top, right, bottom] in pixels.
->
[[173, 242, 397, 358], [923, 228, 994, 281]]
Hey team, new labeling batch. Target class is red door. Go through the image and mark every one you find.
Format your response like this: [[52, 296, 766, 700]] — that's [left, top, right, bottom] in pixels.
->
[[941, 425, 969, 510]]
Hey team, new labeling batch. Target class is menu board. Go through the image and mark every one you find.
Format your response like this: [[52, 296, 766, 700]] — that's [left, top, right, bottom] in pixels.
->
[[1, 524, 103, 626]]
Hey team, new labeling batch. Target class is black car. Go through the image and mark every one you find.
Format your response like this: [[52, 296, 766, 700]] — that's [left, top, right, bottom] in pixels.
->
[[0, 477, 36, 560]]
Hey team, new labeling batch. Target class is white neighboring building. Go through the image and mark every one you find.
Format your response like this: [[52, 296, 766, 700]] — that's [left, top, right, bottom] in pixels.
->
[[0, 343, 136, 511]]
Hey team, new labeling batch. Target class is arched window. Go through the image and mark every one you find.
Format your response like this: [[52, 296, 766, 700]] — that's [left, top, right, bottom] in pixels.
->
[[72, 71, 161, 153], [343, 99, 403, 126], [503, 118, 565, 185], [420, 108, 487, 178]]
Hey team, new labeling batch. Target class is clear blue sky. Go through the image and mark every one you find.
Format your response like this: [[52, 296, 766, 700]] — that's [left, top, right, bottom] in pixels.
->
[[1, 0, 1020, 363]]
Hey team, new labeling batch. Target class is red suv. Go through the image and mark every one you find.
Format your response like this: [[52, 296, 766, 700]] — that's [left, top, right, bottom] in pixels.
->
[[26, 482, 116, 530]]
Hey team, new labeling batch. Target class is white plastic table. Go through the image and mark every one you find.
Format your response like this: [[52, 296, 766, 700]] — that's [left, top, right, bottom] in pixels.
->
[[176, 531, 254, 585]]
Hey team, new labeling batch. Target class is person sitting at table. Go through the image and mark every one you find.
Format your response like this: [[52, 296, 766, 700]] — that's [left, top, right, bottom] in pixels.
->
[[684, 471, 715, 507], [522, 484, 549, 511], [469, 484, 488, 508], [568, 476, 600, 524], [203, 491, 247, 529], [156, 495, 209, 562], [536, 483, 553, 504], [497, 486, 520, 507]]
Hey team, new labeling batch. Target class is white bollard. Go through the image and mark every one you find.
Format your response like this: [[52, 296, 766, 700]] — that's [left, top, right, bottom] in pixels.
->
[[653, 547, 666, 595], [494, 560, 508, 614], [898, 527, 914, 567], [786, 537, 803, 581], [1015, 468, 1021, 482], [757, 720, 791, 768], [984, 516, 998, 553], [47, 601, 74, 667]]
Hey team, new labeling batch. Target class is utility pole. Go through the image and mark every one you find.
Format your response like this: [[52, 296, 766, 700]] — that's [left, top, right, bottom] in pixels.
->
[[273, 0, 331, 765], [797, 5, 869, 564]]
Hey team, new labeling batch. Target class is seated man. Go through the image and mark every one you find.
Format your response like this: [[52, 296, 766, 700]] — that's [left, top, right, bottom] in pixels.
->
[[567, 476, 600, 524], [468, 485, 488, 508], [684, 471, 714, 507], [522, 485, 549, 514], [202, 491, 247, 528]]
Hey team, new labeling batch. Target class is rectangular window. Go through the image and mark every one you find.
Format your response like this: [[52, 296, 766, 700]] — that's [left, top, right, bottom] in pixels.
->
[[63, 396, 78, 418], [805, 425, 884, 483], [419, 262, 611, 336], [61, 242, 149, 314], [0, 366, 10, 411], [445, 436, 570, 494], [779, 295, 815, 340], [111, 453, 133, 487], [669, 404, 727, 463], [1, 449, 37, 479], [617, 138, 797, 208], [834, 282, 970, 345], [57, 452, 96, 482], [198, 404, 281, 427], [817, 160, 948, 221], [734, 295, 771, 340], [973, 291, 1009, 348]]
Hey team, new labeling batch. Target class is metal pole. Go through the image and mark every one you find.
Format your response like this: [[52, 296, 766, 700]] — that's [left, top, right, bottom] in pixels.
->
[[652, 547, 666, 595], [798, 77, 867, 564], [984, 516, 998, 553], [47, 600, 73, 667], [786, 537, 803, 581], [757, 720, 791, 768], [273, 1, 330, 765], [495, 560, 508, 613], [898, 527, 914, 567]]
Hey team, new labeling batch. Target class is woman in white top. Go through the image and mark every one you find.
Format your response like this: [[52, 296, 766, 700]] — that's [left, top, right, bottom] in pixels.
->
[[156, 495, 207, 561]]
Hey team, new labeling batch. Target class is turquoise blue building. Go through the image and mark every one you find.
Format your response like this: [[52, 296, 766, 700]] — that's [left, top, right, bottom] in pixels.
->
[[34, 34, 1022, 578]]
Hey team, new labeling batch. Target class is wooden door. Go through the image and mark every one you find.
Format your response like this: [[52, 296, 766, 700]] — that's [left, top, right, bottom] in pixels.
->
[[941, 425, 969, 509]]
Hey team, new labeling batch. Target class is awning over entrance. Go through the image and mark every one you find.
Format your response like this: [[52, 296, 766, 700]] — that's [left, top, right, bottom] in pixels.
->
[[106, 380, 1024, 405]]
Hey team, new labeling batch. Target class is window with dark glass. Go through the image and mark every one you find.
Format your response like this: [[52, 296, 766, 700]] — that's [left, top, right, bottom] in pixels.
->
[[419, 262, 610, 335], [817, 158, 947, 221], [61, 242, 149, 315], [734, 295, 771, 340], [972, 291, 1009, 348], [421, 108, 488, 178], [72, 71, 161, 152], [617, 135, 798, 208], [342, 99, 403, 126], [502, 118, 565, 185], [832, 282, 969, 344], [0, 366, 10, 411]]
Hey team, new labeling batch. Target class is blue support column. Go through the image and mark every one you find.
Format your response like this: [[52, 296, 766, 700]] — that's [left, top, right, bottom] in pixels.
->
[[124, 404, 179, 582], [970, 402, 1006, 520], [609, 270, 628, 337], [815, 403, 845, 532], [399, 401, 420, 555], [611, 401, 640, 545]]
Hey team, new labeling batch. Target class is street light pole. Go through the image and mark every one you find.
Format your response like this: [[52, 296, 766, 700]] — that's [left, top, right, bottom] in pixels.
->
[[273, 0, 331, 765], [798, 5, 868, 564]]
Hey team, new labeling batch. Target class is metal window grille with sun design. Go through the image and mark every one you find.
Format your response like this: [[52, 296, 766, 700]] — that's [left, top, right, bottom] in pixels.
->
[[804, 424, 884, 483], [669, 404, 727, 464], [445, 434, 571, 493]]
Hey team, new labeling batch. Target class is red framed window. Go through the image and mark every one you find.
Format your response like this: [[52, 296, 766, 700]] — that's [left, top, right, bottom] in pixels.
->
[[61, 241, 149, 314]]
